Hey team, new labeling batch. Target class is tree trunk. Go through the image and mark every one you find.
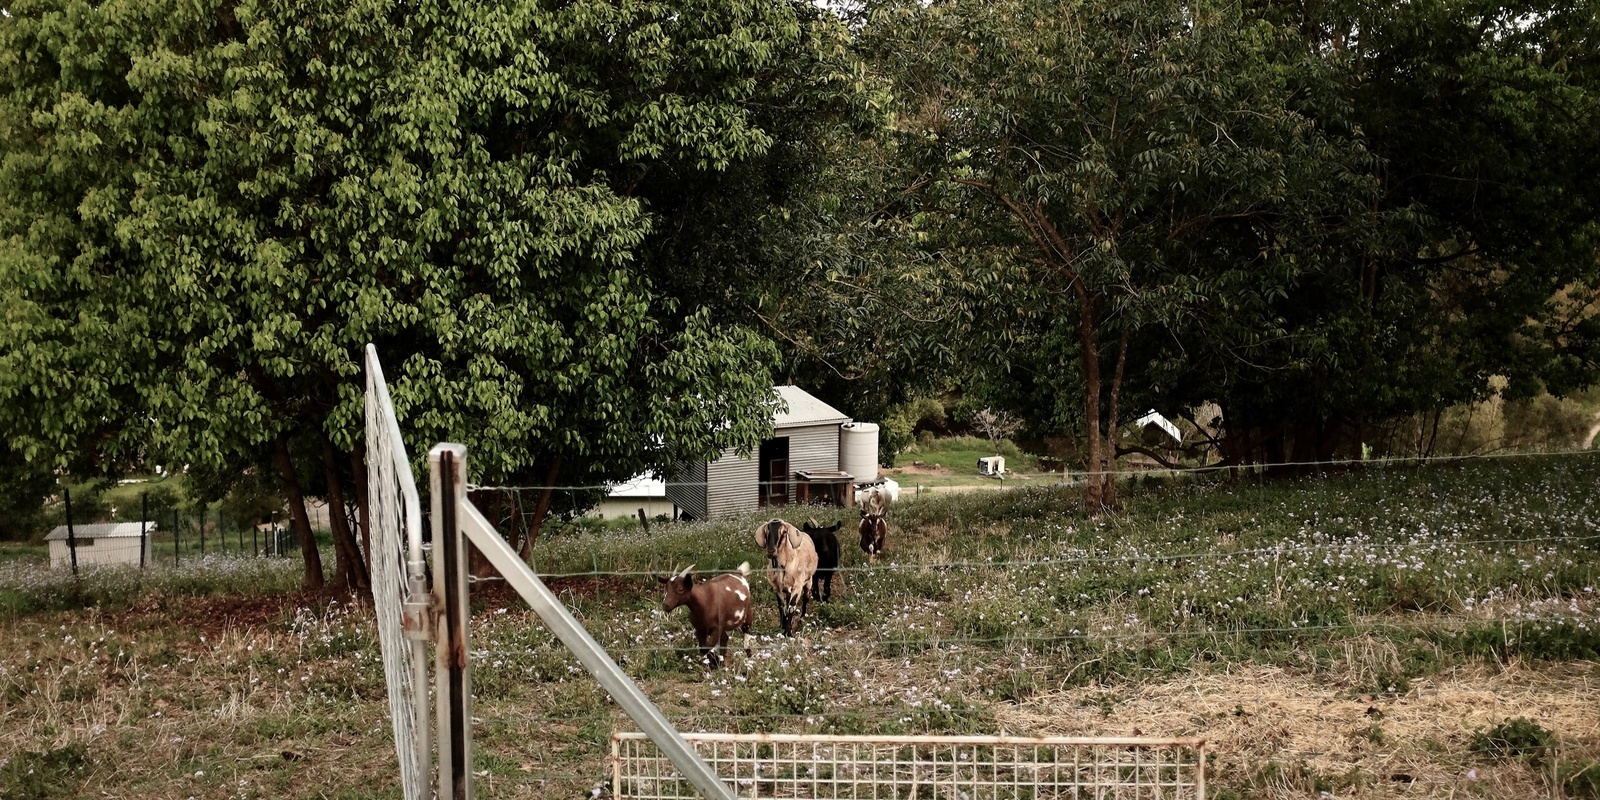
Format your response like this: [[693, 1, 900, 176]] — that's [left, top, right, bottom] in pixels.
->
[[1076, 299, 1105, 512], [1103, 328, 1130, 508], [467, 491, 502, 579], [521, 457, 564, 559], [350, 444, 372, 576], [275, 434, 325, 591], [469, 457, 564, 577], [321, 435, 370, 593]]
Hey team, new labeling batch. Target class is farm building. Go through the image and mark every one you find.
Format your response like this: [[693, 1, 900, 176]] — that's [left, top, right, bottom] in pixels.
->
[[45, 522, 156, 569], [589, 474, 675, 521], [667, 386, 878, 520]]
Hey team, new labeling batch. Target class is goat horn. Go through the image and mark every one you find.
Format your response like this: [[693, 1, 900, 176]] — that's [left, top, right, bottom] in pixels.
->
[[679, 564, 696, 578]]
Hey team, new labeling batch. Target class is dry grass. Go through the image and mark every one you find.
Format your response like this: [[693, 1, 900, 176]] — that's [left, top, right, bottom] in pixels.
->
[[1000, 659, 1600, 798], [7, 458, 1600, 799]]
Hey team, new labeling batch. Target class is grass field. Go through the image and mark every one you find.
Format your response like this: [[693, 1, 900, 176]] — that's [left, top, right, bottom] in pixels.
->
[[3, 455, 1599, 799]]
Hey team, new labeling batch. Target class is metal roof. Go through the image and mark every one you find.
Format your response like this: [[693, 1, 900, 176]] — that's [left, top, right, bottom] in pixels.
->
[[45, 522, 158, 541], [773, 385, 851, 428], [1134, 410, 1182, 444], [608, 474, 666, 498]]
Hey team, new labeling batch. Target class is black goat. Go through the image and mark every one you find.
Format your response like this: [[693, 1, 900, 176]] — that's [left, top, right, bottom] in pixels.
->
[[801, 520, 843, 602]]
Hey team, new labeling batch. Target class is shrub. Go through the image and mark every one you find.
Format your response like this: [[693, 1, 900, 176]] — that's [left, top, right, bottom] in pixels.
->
[[0, 743, 91, 800], [1562, 760, 1600, 799], [1471, 717, 1556, 763]]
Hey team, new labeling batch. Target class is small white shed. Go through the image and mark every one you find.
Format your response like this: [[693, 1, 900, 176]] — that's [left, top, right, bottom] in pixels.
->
[[45, 522, 156, 569], [590, 474, 675, 521], [667, 386, 857, 520]]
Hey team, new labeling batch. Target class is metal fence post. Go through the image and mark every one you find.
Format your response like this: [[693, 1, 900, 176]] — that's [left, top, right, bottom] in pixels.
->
[[451, 457, 736, 800], [140, 493, 148, 568], [174, 509, 180, 566], [430, 443, 473, 800]]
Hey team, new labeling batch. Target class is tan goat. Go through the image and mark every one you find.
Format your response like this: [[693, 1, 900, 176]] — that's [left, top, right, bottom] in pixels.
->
[[754, 519, 817, 636]]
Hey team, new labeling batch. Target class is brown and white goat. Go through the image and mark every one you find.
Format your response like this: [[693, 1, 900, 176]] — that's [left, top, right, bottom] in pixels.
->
[[656, 562, 753, 668], [754, 519, 817, 636], [858, 513, 888, 562]]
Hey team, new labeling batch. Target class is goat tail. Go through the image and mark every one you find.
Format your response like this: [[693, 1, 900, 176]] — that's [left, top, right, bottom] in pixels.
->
[[736, 561, 751, 577]]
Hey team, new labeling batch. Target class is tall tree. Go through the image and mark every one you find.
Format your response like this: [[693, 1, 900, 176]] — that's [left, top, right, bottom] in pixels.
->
[[0, 0, 861, 587], [1160, 0, 1600, 464], [862, 0, 1379, 508]]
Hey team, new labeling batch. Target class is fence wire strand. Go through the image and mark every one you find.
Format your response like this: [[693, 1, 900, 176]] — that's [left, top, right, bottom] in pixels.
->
[[521, 532, 1600, 580], [472, 614, 1598, 659], [465, 446, 1600, 493]]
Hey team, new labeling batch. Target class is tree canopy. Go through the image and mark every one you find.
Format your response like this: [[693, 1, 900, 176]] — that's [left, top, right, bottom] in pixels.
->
[[0, 0, 863, 583]]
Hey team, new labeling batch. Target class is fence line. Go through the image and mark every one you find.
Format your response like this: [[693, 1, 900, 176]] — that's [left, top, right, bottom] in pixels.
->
[[519, 531, 1600, 580], [464, 446, 1600, 493], [471, 614, 1599, 659]]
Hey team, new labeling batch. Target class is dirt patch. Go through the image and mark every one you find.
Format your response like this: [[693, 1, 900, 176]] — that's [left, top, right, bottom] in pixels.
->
[[887, 463, 954, 476], [110, 590, 322, 637], [473, 574, 643, 608], [997, 661, 1600, 798]]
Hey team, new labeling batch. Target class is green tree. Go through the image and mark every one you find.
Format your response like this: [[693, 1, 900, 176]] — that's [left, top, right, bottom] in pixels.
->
[[1159, 0, 1600, 464], [1, 0, 859, 587], [862, 0, 1379, 508]]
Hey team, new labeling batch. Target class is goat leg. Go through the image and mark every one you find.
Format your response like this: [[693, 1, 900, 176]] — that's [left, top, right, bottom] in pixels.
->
[[698, 631, 718, 669], [776, 598, 791, 637]]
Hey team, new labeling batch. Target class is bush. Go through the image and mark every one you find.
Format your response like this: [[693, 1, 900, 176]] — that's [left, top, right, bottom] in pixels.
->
[[0, 743, 91, 800], [1471, 717, 1556, 763], [1563, 760, 1600, 799]]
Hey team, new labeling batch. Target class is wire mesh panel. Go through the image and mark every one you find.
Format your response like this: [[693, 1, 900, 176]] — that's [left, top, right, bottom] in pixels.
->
[[612, 733, 1205, 800], [366, 346, 430, 800]]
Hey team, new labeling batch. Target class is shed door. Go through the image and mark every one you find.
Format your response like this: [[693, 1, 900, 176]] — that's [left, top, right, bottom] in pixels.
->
[[758, 437, 790, 508]]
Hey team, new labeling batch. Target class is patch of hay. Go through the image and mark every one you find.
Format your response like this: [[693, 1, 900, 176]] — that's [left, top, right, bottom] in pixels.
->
[[996, 660, 1600, 798]]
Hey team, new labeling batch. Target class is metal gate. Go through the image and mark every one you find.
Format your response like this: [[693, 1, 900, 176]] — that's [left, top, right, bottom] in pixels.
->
[[366, 345, 736, 800], [613, 732, 1206, 799]]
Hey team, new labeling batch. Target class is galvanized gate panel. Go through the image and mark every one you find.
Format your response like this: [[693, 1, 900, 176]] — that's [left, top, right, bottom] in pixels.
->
[[613, 732, 1205, 799]]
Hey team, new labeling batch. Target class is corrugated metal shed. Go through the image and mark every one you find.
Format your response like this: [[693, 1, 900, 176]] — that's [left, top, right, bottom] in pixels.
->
[[666, 459, 709, 520], [706, 450, 760, 517], [774, 386, 850, 429], [668, 386, 857, 520], [46, 522, 155, 541]]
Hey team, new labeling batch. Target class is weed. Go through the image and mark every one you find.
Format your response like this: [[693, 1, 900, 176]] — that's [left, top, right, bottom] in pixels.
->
[[0, 743, 90, 800], [1471, 717, 1557, 763], [1563, 760, 1600, 799]]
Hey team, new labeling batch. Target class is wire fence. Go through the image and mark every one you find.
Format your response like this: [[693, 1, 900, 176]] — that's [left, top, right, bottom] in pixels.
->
[[464, 446, 1600, 494], [519, 531, 1600, 580], [470, 614, 1600, 660]]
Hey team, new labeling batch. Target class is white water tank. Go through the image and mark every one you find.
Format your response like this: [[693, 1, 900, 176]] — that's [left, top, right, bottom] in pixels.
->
[[839, 422, 879, 482]]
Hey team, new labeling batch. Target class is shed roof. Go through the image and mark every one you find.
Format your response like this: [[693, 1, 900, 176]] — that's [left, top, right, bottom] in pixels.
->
[[1134, 410, 1182, 444], [45, 522, 157, 541], [607, 474, 666, 499], [773, 385, 851, 428]]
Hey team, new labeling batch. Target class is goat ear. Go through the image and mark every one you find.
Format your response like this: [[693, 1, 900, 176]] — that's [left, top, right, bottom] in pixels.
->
[[786, 524, 802, 550], [654, 573, 670, 584], [754, 527, 768, 548], [679, 574, 693, 591]]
